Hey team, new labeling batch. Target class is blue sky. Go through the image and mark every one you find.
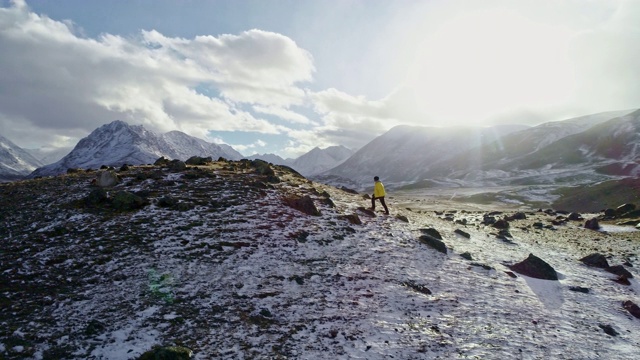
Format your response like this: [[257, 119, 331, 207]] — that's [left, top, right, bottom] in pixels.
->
[[1, 0, 639, 157]]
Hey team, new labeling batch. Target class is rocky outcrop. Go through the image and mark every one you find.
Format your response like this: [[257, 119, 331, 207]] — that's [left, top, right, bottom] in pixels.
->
[[283, 195, 321, 216]]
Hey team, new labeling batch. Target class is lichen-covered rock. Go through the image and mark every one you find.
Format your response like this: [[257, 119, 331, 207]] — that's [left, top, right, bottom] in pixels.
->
[[185, 156, 212, 166], [509, 253, 558, 280], [96, 170, 119, 187], [169, 160, 187, 172], [341, 214, 362, 225], [85, 188, 108, 205], [112, 191, 147, 211]]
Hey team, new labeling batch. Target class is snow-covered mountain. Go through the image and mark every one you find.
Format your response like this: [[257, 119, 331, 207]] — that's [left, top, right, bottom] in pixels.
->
[[323, 124, 526, 188], [0, 135, 43, 182], [29, 120, 243, 178], [321, 110, 638, 190], [290, 145, 354, 177]]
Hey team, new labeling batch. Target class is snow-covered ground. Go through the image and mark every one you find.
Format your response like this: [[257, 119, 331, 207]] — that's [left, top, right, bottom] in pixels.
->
[[0, 163, 638, 359]]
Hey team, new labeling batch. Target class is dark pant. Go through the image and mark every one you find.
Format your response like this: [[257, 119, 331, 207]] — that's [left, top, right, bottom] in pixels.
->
[[372, 196, 389, 214]]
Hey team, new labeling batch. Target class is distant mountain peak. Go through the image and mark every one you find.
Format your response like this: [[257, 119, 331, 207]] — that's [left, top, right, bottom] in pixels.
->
[[28, 121, 243, 178]]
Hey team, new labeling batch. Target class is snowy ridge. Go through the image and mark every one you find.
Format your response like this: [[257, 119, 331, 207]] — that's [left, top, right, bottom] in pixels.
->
[[290, 145, 354, 176], [0, 134, 43, 181]]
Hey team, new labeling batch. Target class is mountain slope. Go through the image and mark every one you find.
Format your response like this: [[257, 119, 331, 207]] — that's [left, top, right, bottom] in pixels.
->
[[0, 135, 43, 182], [419, 110, 638, 186], [29, 121, 243, 177], [246, 153, 292, 166]]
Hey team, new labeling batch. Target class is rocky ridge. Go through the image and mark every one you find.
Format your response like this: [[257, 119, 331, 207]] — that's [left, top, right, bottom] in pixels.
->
[[1, 160, 639, 359]]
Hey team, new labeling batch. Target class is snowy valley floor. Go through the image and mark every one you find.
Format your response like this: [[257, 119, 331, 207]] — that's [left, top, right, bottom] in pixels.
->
[[1, 162, 639, 359]]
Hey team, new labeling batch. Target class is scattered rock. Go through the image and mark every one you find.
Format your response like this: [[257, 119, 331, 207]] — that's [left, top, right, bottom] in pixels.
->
[[157, 196, 177, 208], [580, 253, 610, 269], [138, 346, 193, 360], [341, 214, 362, 225], [616, 203, 636, 216], [605, 265, 633, 279], [418, 235, 447, 254], [119, 164, 130, 172], [460, 252, 473, 260], [96, 170, 119, 187], [567, 212, 583, 221], [569, 286, 590, 294], [85, 188, 108, 205], [340, 186, 359, 194], [169, 160, 187, 172], [505, 271, 518, 278], [284, 195, 321, 216], [454, 229, 470, 239], [492, 219, 510, 229], [506, 212, 527, 221], [419, 228, 442, 240], [584, 218, 600, 230], [185, 156, 212, 166], [395, 215, 409, 222], [111, 191, 147, 211], [623, 300, 640, 319], [402, 281, 432, 295], [508, 253, 558, 280], [612, 276, 631, 286], [598, 324, 618, 337], [357, 207, 376, 217], [154, 156, 171, 166]]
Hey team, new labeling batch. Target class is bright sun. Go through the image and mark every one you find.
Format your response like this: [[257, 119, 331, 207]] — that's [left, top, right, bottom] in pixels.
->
[[403, 9, 576, 125]]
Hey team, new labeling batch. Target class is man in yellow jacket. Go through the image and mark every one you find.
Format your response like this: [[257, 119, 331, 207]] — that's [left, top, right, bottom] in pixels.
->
[[371, 176, 390, 215]]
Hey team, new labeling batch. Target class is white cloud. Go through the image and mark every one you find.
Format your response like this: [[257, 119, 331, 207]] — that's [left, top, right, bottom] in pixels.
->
[[0, 2, 313, 148]]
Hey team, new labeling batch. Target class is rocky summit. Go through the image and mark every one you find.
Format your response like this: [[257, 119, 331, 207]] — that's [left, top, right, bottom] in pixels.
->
[[1, 160, 639, 359]]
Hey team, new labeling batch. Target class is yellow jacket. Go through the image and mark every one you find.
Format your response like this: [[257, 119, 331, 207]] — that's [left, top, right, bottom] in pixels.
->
[[373, 181, 386, 198]]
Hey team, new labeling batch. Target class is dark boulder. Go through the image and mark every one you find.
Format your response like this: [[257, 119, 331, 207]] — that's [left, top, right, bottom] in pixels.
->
[[603, 208, 616, 217], [169, 160, 187, 172], [506, 212, 527, 221], [584, 218, 600, 230], [185, 156, 212, 166], [454, 229, 471, 239], [395, 215, 409, 222], [606, 265, 633, 279], [112, 191, 147, 211], [598, 324, 619, 337], [580, 253, 610, 269], [568, 212, 583, 221], [341, 214, 362, 225], [419, 228, 443, 240], [85, 188, 108, 205], [284, 195, 321, 216], [509, 253, 558, 280], [418, 235, 447, 254], [154, 156, 171, 166], [616, 203, 636, 216], [492, 219, 510, 229], [357, 207, 376, 217], [157, 196, 177, 208], [623, 300, 640, 319]]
